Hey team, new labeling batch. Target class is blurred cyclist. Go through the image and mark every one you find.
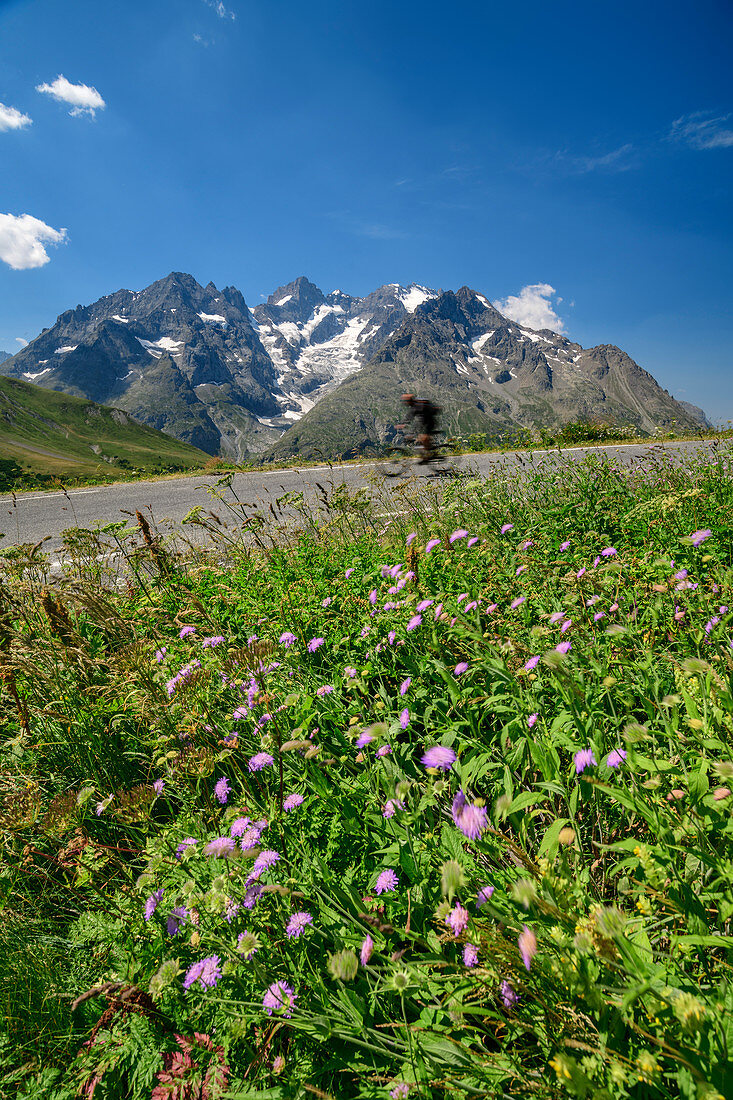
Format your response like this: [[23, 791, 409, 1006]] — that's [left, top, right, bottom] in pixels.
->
[[400, 393, 442, 464]]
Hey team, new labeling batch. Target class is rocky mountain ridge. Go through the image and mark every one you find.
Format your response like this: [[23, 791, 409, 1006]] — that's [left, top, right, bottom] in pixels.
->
[[0, 273, 708, 460], [265, 286, 710, 461]]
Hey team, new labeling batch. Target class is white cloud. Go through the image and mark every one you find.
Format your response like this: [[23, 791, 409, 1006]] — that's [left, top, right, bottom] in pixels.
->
[[670, 111, 733, 150], [204, 0, 235, 18], [36, 75, 106, 118], [0, 213, 68, 270], [15, 337, 28, 346], [0, 102, 32, 132], [495, 284, 566, 333]]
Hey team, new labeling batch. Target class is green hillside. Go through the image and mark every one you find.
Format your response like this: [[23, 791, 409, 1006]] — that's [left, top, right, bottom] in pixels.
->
[[0, 376, 211, 487]]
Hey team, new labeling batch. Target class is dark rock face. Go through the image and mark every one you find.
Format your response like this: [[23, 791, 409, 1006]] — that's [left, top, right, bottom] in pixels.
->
[[0, 274, 709, 462], [0, 272, 280, 458], [0, 351, 10, 364]]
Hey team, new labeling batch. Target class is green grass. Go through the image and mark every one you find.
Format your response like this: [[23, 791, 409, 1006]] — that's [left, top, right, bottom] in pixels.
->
[[0, 376, 211, 488], [1, 449, 733, 1099]]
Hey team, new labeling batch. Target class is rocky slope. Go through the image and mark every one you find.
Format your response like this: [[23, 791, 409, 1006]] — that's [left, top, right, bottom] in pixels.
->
[[264, 287, 710, 461], [0, 274, 436, 459]]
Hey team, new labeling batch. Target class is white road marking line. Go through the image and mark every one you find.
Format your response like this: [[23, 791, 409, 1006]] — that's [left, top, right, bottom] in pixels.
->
[[0, 487, 101, 504]]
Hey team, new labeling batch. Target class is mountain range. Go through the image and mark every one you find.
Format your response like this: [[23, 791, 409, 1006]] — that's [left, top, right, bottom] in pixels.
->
[[0, 272, 709, 461]]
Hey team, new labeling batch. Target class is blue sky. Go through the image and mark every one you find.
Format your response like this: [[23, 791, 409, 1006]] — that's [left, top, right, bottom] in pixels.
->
[[1, 0, 731, 420]]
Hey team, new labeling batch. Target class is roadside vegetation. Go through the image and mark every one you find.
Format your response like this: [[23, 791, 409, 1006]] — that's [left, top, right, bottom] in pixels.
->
[[1, 448, 732, 1099]]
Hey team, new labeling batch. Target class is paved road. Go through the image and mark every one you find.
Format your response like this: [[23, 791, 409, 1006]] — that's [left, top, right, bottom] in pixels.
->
[[0, 439, 724, 552]]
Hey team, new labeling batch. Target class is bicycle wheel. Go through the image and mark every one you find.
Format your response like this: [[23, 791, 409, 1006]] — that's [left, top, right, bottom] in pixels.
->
[[383, 447, 411, 478]]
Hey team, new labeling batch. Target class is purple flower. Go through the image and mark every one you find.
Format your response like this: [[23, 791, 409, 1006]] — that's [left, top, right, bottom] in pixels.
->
[[286, 911, 313, 938], [179, 625, 196, 639], [449, 529, 468, 543], [400, 707, 410, 729], [230, 816, 251, 837], [376, 744, 392, 758], [388, 630, 397, 645], [279, 631, 297, 647], [214, 776, 230, 804], [555, 641, 572, 655], [576, 567, 586, 578], [485, 603, 498, 613], [374, 869, 399, 895], [520, 540, 533, 550], [247, 634, 259, 645], [175, 837, 198, 859], [606, 748, 627, 768], [464, 600, 478, 612], [463, 943, 479, 967], [416, 599, 434, 612], [452, 790, 488, 840], [594, 612, 606, 621], [601, 547, 617, 557], [155, 647, 167, 663], [421, 745, 456, 770], [184, 954, 222, 991], [243, 882, 263, 909], [524, 656, 540, 672], [249, 752, 274, 772], [202, 635, 225, 648], [406, 532, 418, 545], [322, 596, 333, 608], [690, 528, 712, 547], [518, 925, 537, 971], [434, 603, 444, 619], [500, 523, 514, 534], [252, 849, 281, 875], [574, 748, 597, 774], [510, 596, 525, 610], [516, 565, 527, 576], [240, 826, 263, 850], [476, 885, 495, 908], [144, 889, 163, 921], [356, 732, 373, 749], [263, 980, 297, 1017], [446, 904, 469, 937], [369, 589, 378, 605], [383, 798, 404, 818], [425, 538, 441, 553], [561, 619, 572, 634], [204, 836, 235, 858], [468, 536, 479, 546], [399, 677, 412, 696], [593, 556, 601, 568], [152, 779, 165, 794], [454, 662, 469, 676], [406, 614, 422, 631], [283, 792, 304, 811], [549, 611, 565, 624], [501, 980, 518, 1008], [345, 567, 355, 577], [307, 637, 324, 653], [344, 666, 357, 678], [559, 540, 571, 551], [360, 934, 374, 964], [316, 684, 333, 696], [166, 906, 188, 935]]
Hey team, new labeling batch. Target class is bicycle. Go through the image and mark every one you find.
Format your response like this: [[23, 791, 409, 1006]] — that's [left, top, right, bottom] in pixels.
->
[[382, 433, 462, 478]]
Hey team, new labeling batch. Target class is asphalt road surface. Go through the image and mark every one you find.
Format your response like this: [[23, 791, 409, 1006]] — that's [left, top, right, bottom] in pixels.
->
[[0, 439, 724, 553]]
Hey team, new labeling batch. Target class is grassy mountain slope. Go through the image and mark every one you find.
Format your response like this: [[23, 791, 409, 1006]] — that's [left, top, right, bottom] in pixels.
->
[[0, 376, 211, 482]]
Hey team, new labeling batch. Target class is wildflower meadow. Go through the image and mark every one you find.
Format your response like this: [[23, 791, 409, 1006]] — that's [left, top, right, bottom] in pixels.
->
[[1, 449, 732, 1099]]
